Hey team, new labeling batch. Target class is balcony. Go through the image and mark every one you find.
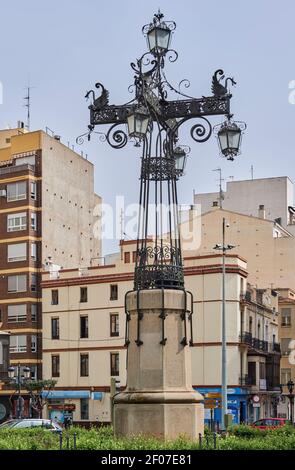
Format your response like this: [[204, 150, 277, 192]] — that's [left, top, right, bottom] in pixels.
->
[[240, 333, 274, 354], [0, 163, 35, 175], [240, 331, 252, 345]]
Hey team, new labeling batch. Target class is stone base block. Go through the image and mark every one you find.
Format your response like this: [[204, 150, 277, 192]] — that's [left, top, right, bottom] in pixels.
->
[[114, 392, 204, 440]]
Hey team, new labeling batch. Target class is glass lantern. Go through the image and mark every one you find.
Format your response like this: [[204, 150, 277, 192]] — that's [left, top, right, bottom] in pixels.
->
[[127, 106, 150, 140]]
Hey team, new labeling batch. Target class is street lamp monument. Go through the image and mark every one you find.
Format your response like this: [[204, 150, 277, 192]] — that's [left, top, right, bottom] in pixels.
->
[[79, 11, 245, 439]]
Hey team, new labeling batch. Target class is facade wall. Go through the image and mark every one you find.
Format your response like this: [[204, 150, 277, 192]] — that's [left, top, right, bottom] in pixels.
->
[[182, 207, 295, 289], [0, 129, 102, 416], [194, 177, 294, 230], [41, 132, 101, 269], [41, 249, 278, 425]]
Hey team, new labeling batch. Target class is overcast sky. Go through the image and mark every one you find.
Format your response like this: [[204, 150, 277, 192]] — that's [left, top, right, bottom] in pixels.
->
[[1, 0, 295, 254]]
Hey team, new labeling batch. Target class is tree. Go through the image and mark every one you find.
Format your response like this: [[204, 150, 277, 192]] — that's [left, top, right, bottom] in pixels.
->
[[24, 379, 57, 418]]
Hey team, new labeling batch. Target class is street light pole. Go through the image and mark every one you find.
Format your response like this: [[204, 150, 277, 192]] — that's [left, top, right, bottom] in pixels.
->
[[8, 363, 31, 419], [213, 218, 235, 430], [280, 380, 294, 424], [221, 218, 227, 431]]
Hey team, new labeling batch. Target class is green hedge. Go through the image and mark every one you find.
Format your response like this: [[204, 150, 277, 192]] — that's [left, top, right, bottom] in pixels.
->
[[0, 425, 295, 450]]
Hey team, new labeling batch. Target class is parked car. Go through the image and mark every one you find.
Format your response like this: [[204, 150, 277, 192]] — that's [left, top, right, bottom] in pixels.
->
[[0, 419, 62, 432], [252, 418, 288, 430]]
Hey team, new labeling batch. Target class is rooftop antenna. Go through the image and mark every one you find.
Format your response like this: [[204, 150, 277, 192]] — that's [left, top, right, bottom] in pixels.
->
[[251, 165, 254, 180], [120, 208, 124, 260], [213, 167, 224, 208], [24, 82, 35, 131]]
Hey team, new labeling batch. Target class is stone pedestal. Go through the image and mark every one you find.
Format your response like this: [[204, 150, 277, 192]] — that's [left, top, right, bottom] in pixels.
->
[[114, 289, 204, 439]]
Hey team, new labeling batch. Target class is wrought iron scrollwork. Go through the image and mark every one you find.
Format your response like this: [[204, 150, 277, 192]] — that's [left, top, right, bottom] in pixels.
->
[[134, 264, 184, 290], [106, 123, 128, 149]]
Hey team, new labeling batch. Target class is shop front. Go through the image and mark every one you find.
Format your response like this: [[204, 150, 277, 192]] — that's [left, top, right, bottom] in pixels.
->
[[195, 387, 249, 426], [43, 390, 105, 425]]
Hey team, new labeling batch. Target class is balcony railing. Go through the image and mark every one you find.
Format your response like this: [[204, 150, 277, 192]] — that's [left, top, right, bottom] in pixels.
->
[[240, 334, 281, 354], [0, 163, 35, 175], [240, 331, 252, 345]]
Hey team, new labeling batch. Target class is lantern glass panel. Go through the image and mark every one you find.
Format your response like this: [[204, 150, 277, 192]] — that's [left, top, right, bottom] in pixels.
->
[[148, 26, 171, 53], [227, 129, 241, 151], [218, 130, 229, 153], [127, 114, 135, 136]]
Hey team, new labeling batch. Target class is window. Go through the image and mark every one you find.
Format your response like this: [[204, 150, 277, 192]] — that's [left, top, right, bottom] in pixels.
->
[[282, 308, 291, 327], [51, 355, 60, 377], [80, 287, 88, 303], [80, 398, 89, 420], [80, 316, 88, 339], [110, 284, 118, 301], [51, 290, 59, 305], [31, 243, 37, 260], [31, 304, 37, 322], [31, 213, 37, 231], [80, 354, 89, 377], [248, 361, 256, 386], [132, 251, 137, 263], [124, 252, 130, 263], [110, 352, 119, 376], [10, 335, 27, 353], [281, 368, 291, 385], [7, 304, 26, 323], [30, 365, 37, 381], [259, 362, 266, 380], [30, 181, 37, 200], [31, 274, 37, 292], [7, 243, 27, 262], [8, 275, 27, 293], [110, 314, 119, 337], [51, 318, 59, 340], [7, 212, 26, 232], [7, 182, 26, 202], [31, 335, 37, 353], [281, 338, 292, 356]]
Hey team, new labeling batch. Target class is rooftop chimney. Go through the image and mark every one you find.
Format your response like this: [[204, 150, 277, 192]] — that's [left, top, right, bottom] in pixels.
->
[[258, 204, 266, 219]]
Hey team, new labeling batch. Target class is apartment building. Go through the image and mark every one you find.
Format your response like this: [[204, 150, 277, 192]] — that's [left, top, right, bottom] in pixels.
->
[[239, 285, 280, 422], [41, 239, 280, 426], [194, 176, 295, 234], [180, 205, 295, 289], [276, 288, 295, 419], [0, 127, 101, 420]]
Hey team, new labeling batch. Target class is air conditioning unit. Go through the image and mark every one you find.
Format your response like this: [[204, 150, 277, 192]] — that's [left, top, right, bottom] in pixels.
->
[[0, 189, 7, 197]]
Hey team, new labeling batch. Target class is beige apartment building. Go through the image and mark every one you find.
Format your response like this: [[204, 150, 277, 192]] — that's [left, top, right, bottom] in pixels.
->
[[276, 288, 295, 419], [181, 205, 295, 289], [0, 126, 101, 421], [41, 240, 280, 426], [194, 176, 295, 235]]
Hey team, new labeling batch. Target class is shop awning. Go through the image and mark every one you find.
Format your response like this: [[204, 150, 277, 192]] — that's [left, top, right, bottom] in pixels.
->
[[42, 390, 90, 399], [91, 392, 103, 401]]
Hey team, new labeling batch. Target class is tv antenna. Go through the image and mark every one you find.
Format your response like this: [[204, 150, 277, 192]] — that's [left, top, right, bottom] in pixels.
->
[[213, 167, 225, 208], [23, 83, 35, 131]]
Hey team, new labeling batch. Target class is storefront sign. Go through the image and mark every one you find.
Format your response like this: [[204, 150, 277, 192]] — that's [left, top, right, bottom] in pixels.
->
[[47, 404, 76, 411]]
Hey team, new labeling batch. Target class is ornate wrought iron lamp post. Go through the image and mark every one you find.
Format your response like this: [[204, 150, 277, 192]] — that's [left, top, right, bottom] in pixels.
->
[[79, 11, 245, 439], [280, 380, 295, 424], [8, 364, 30, 418]]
